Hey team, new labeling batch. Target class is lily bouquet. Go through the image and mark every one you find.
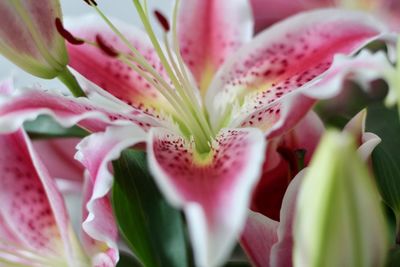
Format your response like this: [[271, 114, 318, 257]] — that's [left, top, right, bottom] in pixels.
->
[[0, 0, 399, 266]]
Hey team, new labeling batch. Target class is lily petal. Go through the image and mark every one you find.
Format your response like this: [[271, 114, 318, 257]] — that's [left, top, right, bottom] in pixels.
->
[[0, 213, 19, 244], [240, 211, 278, 267], [251, 0, 400, 32], [148, 127, 266, 267], [241, 171, 304, 267], [343, 109, 381, 161], [382, 0, 400, 31], [33, 138, 83, 182], [177, 0, 253, 92], [81, 174, 118, 267], [206, 9, 389, 135], [285, 111, 325, 164], [0, 78, 13, 95], [358, 132, 381, 161], [266, 50, 393, 137], [75, 125, 148, 265], [251, 159, 290, 222], [269, 171, 305, 267], [66, 15, 174, 117], [233, 52, 394, 139], [0, 129, 88, 266], [250, 0, 331, 32], [300, 50, 394, 100], [251, 111, 324, 221], [0, 87, 161, 134]]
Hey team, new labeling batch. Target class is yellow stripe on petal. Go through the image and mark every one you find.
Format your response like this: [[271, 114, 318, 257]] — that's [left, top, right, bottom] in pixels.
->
[[200, 59, 217, 97], [336, 0, 379, 10]]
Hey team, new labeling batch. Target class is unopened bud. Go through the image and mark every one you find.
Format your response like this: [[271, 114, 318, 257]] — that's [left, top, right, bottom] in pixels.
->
[[0, 1, 68, 79], [294, 131, 388, 267]]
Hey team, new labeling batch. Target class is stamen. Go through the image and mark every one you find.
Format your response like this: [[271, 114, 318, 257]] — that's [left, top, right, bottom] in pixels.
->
[[132, 0, 214, 151], [88, 4, 171, 88], [95, 34, 119, 57], [55, 18, 84, 45], [85, 0, 215, 152], [154, 10, 170, 32], [170, 0, 216, 136], [83, 0, 98, 6]]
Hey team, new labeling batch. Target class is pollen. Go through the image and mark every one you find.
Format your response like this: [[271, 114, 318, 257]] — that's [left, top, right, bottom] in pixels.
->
[[95, 34, 119, 57], [55, 18, 84, 45], [154, 10, 170, 32], [83, 0, 97, 6]]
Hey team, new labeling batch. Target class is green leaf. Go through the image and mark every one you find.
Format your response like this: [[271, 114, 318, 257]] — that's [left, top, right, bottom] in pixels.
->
[[24, 115, 88, 139], [117, 251, 143, 267], [385, 246, 400, 267], [223, 261, 251, 267], [315, 81, 387, 129], [112, 150, 189, 267], [366, 103, 400, 216]]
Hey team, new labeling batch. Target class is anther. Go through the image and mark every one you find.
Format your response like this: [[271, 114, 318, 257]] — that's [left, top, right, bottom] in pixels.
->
[[154, 10, 170, 32], [95, 34, 119, 57], [55, 18, 84, 45], [83, 0, 98, 6]]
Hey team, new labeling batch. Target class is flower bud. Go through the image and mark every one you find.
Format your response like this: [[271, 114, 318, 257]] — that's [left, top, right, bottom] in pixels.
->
[[0, 1, 68, 79], [294, 130, 388, 267]]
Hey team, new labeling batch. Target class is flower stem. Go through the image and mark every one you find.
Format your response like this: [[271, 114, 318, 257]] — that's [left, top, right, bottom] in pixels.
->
[[57, 68, 86, 97]]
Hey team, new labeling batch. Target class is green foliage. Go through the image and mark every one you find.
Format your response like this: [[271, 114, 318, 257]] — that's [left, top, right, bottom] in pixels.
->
[[24, 115, 88, 139], [117, 252, 143, 267], [385, 247, 400, 267], [366, 103, 400, 217], [112, 150, 189, 267]]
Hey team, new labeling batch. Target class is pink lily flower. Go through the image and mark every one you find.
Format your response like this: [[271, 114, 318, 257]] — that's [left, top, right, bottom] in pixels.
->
[[0, 81, 118, 266], [251, 0, 400, 32], [250, 111, 324, 222], [241, 110, 382, 267], [0, 0, 396, 265]]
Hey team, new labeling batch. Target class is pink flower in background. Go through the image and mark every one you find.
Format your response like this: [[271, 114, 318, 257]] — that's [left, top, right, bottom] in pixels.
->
[[0, 81, 117, 267], [251, 0, 400, 32], [250, 111, 324, 222], [0, 0, 396, 265], [241, 110, 382, 267], [249, 0, 330, 32]]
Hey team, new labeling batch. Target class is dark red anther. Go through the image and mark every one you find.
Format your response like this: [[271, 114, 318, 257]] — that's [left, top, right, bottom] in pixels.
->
[[154, 10, 170, 32], [55, 18, 84, 45], [83, 0, 97, 6], [95, 35, 119, 57]]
